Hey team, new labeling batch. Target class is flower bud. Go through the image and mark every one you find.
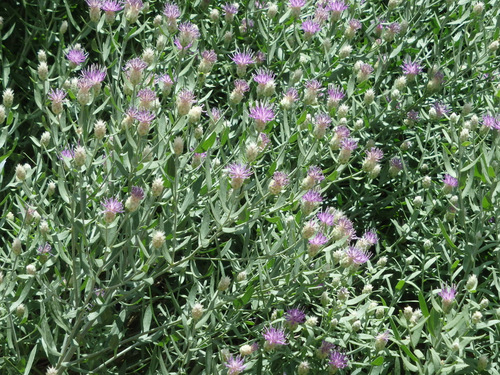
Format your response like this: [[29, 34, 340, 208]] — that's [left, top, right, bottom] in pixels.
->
[[151, 177, 164, 197], [48, 182, 56, 196], [74, 146, 86, 167], [413, 195, 423, 208], [297, 361, 310, 375], [38, 62, 49, 81], [362, 284, 373, 294], [479, 298, 489, 309], [26, 264, 37, 275], [240, 344, 253, 356], [291, 69, 303, 84], [60, 21, 68, 34], [364, 89, 375, 104], [403, 306, 413, 320], [471, 311, 482, 324], [477, 355, 488, 371], [151, 231, 166, 249], [352, 320, 361, 332], [12, 238, 22, 255], [422, 176, 432, 188], [0, 104, 5, 124], [3, 88, 14, 108], [466, 274, 478, 292], [16, 303, 26, 317], [210, 8, 220, 22], [94, 120, 107, 140], [40, 131, 51, 147], [217, 276, 231, 291], [423, 239, 432, 250], [473, 2, 484, 15], [16, 164, 27, 181], [173, 136, 184, 155], [488, 41, 499, 52], [191, 303, 204, 321], [339, 44, 352, 59], [40, 220, 50, 236], [268, 3, 278, 18]]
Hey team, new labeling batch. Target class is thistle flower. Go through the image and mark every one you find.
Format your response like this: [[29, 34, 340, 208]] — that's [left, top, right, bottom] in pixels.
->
[[345, 246, 372, 266], [101, 0, 124, 23], [176, 89, 196, 116], [302, 190, 322, 214], [304, 79, 323, 105], [232, 50, 255, 76], [227, 163, 252, 189], [156, 73, 175, 94], [389, 157, 403, 177], [329, 125, 350, 150], [301, 165, 324, 190], [263, 327, 287, 350], [225, 355, 245, 375], [345, 18, 362, 39], [481, 114, 500, 130], [438, 284, 457, 312], [327, 85, 345, 110], [443, 174, 458, 194], [308, 232, 328, 256], [313, 112, 332, 139], [375, 331, 391, 351], [66, 48, 88, 68], [163, 2, 181, 32], [302, 19, 321, 39], [178, 22, 200, 47], [253, 68, 276, 96], [328, 0, 349, 21], [356, 230, 378, 251], [338, 138, 358, 164], [101, 197, 124, 223], [383, 22, 401, 42], [329, 347, 348, 370], [289, 0, 306, 17], [314, 5, 329, 24], [125, 186, 144, 212], [222, 3, 239, 22], [280, 88, 299, 109], [285, 308, 306, 330], [268, 171, 290, 195], [125, 0, 143, 23], [86, 0, 102, 22], [362, 147, 384, 172], [401, 58, 422, 81], [249, 102, 275, 131], [80, 64, 107, 90], [317, 341, 336, 359], [37, 242, 53, 256], [137, 88, 157, 110], [124, 57, 148, 86], [199, 50, 217, 73], [332, 217, 355, 241], [357, 63, 374, 82], [48, 89, 66, 115], [317, 210, 334, 227]]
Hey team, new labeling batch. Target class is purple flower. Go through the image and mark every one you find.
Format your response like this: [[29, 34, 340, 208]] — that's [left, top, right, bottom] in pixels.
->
[[308, 232, 328, 256], [285, 308, 306, 329], [156, 73, 175, 92], [225, 355, 245, 375], [317, 211, 335, 226], [222, 3, 239, 15], [137, 88, 157, 106], [272, 171, 290, 188], [340, 138, 358, 151], [263, 327, 287, 349], [80, 64, 107, 86], [390, 157, 403, 170], [101, 197, 124, 223], [66, 48, 88, 66], [249, 102, 275, 131], [201, 50, 217, 64], [432, 102, 450, 118], [315, 5, 329, 23], [318, 341, 336, 358], [125, 57, 147, 72], [388, 22, 401, 34], [232, 50, 255, 67], [302, 190, 323, 213], [307, 166, 325, 182], [314, 113, 332, 130], [255, 51, 266, 64], [131, 186, 144, 200], [227, 163, 252, 189], [289, 0, 306, 9], [178, 22, 200, 47], [365, 147, 384, 163], [163, 2, 180, 20], [438, 284, 457, 304], [329, 348, 348, 370], [135, 110, 155, 124], [348, 19, 362, 31], [48, 88, 66, 104], [335, 125, 350, 139], [332, 216, 355, 240], [327, 85, 345, 108], [283, 88, 298, 102], [407, 110, 419, 121], [101, 0, 124, 12], [253, 68, 275, 86], [37, 242, 52, 255], [302, 19, 321, 37], [305, 79, 323, 93], [345, 246, 372, 265], [258, 133, 271, 151], [59, 146, 75, 160], [234, 79, 250, 93], [327, 0, 348, 20], [443, 174, 458, 193], [86, 0, 101, 8]]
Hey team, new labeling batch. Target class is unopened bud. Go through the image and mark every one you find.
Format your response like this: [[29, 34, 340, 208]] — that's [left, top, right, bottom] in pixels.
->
[[218, 276, 231, 291], [3, 88, 14, 108], [12, 238, 22, 255], [74, 146, 86, 167], [466, 274, 478, 292], [173, 136, 184, 155], [191, 303, 204, 321], [16, 164, 27, 181], [94, 120, 107, 139], [26, 264, 37, 275], [60, 21, 68, 34], [38, 62, 49, 81], [151, 231, 166, 249]]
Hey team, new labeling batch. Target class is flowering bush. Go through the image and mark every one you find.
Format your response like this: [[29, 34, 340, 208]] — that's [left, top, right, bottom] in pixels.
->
[[0, 0, 499, 374]]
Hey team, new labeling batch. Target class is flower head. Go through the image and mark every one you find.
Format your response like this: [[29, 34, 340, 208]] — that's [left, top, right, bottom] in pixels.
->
[[269, 171, 290, 195], [227, 163, 252, 189], [328, 0, 349, 21], [163, 2, 181, 20], [438, 284, 457, 312], [285, 308, 306, 329], [402, 58, 423, 78], [443, 174, 458, 194], [345, 246, 372, 266], [302, 19, 321, 38], [329, 347, 348, 370], [80, 64, 107, 87], [101, 0, 124, 12], [263, 327, 287, 350], [66, 48, 88, 66], [308, 232, 328, 256], [37, 242, 52, 255], [249, 102, 275, 131], [225, 355, 245, 375], [327, 85, 345, 109], [317, 210, 335, 226], [232, 51, 255, 67], [101, 197, 124, 223]]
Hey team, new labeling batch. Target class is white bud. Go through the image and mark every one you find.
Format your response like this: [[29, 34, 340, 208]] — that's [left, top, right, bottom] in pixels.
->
[[466, 274, 478, 292], [217, 276, 231, 291], [151, 231, 166, 249], [471, 311, 482, 324], [240, 344, 253, 356], [15, 164, 27, 181], [26, 264, 37, 275], [191, 303, 204, 321], [236, 271, 247, 282]]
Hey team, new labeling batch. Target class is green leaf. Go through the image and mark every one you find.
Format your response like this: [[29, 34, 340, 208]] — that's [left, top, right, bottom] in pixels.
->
[[143, 303, 153, 332], [438, 219, 458, 249], [418, 290, 430, 317], [371, 356, 384, 366], [396, 280, 405, 290]]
